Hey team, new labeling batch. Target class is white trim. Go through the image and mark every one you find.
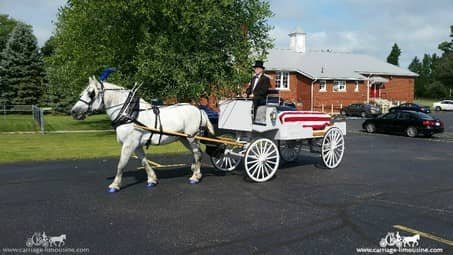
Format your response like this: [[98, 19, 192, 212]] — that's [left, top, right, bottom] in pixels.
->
[[354, 80, 359, 92], [275, 71, 290, 90], [319, 80, 327, 92], [333, 80, 347, 92]]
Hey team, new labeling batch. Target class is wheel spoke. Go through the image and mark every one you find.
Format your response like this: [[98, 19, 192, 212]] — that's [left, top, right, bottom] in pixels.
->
[[249, 162, 259, 176], [264, 162, 273, 175], [247, 159, 259, 164], [226, 158, 232, 169], [257, 164, 263, 178], [248, 155, 258, 160]]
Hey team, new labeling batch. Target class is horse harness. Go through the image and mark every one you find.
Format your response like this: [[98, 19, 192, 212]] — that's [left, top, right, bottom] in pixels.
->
[[77, 79, 205, 148]]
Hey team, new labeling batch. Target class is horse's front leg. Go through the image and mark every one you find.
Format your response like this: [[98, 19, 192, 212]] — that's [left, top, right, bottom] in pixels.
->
[[108, 142, 136, 192], [182, 138, 202, 184], [134, 146, 158, 188]]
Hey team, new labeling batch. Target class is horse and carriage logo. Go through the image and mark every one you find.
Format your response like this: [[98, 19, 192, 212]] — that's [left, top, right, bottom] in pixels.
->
[[25, 232, 67, 248], [379, 232, 420, 248]]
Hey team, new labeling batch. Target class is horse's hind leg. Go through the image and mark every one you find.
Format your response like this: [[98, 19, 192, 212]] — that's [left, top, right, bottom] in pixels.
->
[[108, 142, 136, 192], [181, 138, 202, 184], [135, 146, 158, 187]]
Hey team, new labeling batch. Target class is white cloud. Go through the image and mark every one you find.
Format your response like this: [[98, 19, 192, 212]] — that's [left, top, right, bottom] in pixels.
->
[[269, 0, 453, 67]]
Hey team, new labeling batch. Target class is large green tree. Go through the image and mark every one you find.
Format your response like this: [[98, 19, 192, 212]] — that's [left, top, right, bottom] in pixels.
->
[[46, 0, 273, 110], [386, 43, 401, 66], [0, 22, 46, 105], [433, 25, 453, 92], [408, 56, 424, 96]]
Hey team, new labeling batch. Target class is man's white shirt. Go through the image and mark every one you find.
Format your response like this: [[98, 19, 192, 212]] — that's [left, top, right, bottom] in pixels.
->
[[252, 74, 261, 92]]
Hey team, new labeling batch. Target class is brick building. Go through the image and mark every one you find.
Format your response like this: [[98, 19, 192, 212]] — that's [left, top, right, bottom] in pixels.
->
[[264, 29, 418, 111]]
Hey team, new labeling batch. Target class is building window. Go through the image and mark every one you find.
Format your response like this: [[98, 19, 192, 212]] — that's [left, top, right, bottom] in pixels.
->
[[319, 80, 327, 92], [354, 81, 359, 92], [275, 71, 289, 90], [333, 80, 346, 92]]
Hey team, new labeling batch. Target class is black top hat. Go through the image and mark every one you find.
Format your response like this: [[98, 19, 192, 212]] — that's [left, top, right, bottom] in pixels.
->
[[252, 60, 265, 69]]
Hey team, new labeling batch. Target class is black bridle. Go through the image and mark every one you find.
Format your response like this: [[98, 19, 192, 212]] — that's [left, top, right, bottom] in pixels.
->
[[77, 79, 127, 112], [77, 79, 105, 111]]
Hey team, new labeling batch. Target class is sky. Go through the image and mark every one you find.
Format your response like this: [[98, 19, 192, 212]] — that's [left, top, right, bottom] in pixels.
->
[[0, 0, 452, 68]]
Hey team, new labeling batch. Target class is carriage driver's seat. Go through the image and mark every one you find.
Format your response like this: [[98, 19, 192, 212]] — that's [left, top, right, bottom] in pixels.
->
[[254, 89, 280, 125]]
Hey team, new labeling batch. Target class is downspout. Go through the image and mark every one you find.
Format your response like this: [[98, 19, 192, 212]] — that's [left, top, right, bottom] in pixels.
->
[[367, 74, 373, 104], [311, 78, 317, 111]]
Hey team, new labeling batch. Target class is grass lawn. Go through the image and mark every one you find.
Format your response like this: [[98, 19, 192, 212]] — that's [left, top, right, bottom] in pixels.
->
[[0, 113, 112, 132], [0, 132, 188, 164], [414, 98, 438, 108]]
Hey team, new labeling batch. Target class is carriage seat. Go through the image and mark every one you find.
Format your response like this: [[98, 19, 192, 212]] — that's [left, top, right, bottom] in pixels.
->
[[253, 105, 280, 125]]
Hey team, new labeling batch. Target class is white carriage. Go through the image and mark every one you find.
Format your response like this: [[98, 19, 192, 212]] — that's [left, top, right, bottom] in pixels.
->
[[206, 98, 346, 182]]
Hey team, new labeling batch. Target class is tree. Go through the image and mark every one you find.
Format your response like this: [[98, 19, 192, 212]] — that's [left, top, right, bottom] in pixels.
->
[[0, 22, 46, 105], [408, 56, 424, 96], [46, 0, 273, 110], [386, 43, 401, 66], [0, 14, 18, 58], [433, 25, 453, 91], [426, 81, 448, 98], [41, 36, 56, 58]]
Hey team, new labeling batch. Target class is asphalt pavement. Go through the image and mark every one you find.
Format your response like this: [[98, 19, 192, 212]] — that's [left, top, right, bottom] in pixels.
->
[[1, 117, 453, 254]]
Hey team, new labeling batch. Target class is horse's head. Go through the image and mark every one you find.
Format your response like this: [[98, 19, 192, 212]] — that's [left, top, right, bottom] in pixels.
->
[[71, 76, 104, 120]]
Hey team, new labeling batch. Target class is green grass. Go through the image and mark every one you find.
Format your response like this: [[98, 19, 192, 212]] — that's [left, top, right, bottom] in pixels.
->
[[0, 114, 39, 131], [0, 133, 188, 163], [414, 98, 438, 108], [45, 114, 111, 131], [0, 114, 111, 132]]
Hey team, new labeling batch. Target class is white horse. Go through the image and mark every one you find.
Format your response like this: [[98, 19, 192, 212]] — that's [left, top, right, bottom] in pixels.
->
[[71, 76, 214, 192], [402, 234, 420, 247], [49, 234, 66, 247]]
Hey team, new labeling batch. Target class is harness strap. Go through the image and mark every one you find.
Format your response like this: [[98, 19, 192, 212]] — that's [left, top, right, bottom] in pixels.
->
[[146, 105, 163, 148]]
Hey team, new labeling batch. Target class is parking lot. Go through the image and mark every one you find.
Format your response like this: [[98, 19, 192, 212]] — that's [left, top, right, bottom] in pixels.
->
[[0, 112, 452, 254], [346, 110, 453, 141]]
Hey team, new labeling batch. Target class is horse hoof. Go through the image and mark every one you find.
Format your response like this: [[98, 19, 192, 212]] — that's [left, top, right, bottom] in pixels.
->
[[107, 187, 119, 193], [189, 179, 200, 185], [145, 182, 157, 188]]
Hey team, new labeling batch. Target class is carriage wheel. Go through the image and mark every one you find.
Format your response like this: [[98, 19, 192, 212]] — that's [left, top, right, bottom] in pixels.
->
[[210, 150, 242, 172], [244, 138, 280, 182], [278, 140, 301, 162], [210, 135, 242, 172], [321, 127, 345, 169]]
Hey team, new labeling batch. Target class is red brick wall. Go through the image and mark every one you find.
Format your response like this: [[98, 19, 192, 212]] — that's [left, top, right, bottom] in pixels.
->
[[266, 71, 311, 110], [312, 80, 367, 111], [265, 71, 415, 111], [379, 76, 414, 103]]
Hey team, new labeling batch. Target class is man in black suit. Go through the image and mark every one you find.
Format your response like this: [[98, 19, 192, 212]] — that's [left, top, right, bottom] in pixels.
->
[[246, 60, 270, 118]]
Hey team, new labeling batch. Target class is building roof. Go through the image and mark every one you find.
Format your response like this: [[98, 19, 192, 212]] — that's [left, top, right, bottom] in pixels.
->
[[265, 48, 418, 80]]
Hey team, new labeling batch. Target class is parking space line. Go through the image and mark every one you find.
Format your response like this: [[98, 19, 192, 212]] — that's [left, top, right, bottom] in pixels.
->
[[393, 224, 453, 247]]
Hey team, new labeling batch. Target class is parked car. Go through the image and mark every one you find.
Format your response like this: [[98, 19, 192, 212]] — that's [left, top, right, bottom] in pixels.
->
[[389, 103, 430, 113], [433, 100, 453, 111], [362, 111, 443, 137], [340, 103, 381, 118], [198, 105, 219, 124]]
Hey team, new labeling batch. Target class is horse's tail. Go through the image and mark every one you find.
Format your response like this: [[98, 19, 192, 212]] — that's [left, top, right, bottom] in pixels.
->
[[201, 110, 215, 135]]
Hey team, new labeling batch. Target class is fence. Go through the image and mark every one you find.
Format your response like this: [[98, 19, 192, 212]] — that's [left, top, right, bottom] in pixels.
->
[[1, 104, 45, 133], [32, 105, 45, 134]]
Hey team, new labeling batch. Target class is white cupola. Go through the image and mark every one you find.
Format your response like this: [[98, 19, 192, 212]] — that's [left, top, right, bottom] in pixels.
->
[[289, 27, 306, 53]]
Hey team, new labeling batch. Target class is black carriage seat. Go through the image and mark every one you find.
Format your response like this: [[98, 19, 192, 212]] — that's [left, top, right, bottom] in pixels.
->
[[266, 89, 297, 112], [253, 89, 298, 125]]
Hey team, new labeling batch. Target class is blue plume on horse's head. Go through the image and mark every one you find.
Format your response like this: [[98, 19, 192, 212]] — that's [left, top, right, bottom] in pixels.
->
[[99, 67, 117, 81]]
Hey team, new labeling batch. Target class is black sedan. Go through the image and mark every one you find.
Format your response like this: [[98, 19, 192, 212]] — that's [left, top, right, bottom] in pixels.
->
[[362, 111, 443, 137], [389, 103, 430, 113], [340, 103, 381, 118]]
